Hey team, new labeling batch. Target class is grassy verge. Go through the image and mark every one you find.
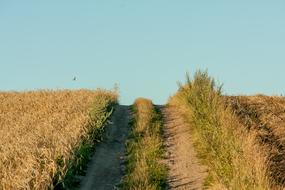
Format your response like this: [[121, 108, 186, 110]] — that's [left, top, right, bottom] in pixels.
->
[[54, 93, 118, 189], [169, 71, 271, 189], [121, 98, 167, 190]]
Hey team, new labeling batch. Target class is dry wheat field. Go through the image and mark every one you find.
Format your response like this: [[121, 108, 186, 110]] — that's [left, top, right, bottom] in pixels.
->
[[0, 89, 117, 189], [226, 95, 285, 188]]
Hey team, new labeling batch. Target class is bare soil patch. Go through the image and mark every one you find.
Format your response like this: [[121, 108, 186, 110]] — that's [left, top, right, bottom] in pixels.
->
[[161, 106, 207, 190]]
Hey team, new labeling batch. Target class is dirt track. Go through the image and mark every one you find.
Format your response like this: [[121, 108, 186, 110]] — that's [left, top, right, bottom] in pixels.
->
[[79, 105, 206, 190], [79, 105, 130, 190], [161, 106, 207, 190]]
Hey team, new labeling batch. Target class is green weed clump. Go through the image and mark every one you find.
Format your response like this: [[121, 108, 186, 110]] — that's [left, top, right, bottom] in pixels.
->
[[170, 71, 271, 190], [121, 98, 167, 190]]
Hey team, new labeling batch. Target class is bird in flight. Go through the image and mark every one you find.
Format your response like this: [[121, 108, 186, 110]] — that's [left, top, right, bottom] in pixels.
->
[[73, 77, 76, 81]]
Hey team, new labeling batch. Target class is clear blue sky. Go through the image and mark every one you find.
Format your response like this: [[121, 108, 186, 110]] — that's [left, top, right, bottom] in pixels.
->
[[0, 1, 284, 104]]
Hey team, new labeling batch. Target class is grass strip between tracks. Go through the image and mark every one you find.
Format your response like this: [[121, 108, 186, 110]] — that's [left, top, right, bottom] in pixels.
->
[[121, 98, 167, 190]]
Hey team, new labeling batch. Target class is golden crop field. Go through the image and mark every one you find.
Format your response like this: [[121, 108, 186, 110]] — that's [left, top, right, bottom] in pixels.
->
[[0, 89, 117, 189], [227, 95, 285, 187]]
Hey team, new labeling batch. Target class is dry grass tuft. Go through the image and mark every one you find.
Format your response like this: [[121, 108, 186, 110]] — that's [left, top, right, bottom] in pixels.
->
[[0, 89, 117, 189]]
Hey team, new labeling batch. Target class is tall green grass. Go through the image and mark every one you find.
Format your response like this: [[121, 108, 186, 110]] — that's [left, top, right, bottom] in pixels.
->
[[121, 98, 167, 190], [169, 71, 271, 189]]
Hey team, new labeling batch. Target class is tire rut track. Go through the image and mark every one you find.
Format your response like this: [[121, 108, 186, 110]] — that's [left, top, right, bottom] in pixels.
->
[[79, 105, 130, 190], [161, 106, 207, 190]]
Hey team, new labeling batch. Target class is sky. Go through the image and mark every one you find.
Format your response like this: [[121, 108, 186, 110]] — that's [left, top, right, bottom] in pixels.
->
[[0, 1, 284, 104]]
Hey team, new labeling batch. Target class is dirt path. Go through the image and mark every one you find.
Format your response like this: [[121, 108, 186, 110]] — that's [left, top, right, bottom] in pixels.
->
[[160, 106, 207, 190], [79, 105, 130, 190]]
